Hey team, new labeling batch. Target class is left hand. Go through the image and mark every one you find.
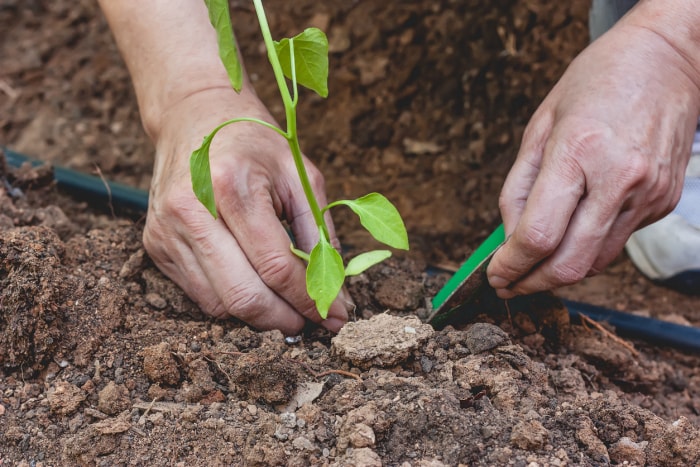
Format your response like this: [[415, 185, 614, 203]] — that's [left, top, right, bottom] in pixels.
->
[[487, 19, 700, 299]]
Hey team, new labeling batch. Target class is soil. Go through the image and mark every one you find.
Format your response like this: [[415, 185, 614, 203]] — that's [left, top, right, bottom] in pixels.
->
[[2, 1, 700, 465]]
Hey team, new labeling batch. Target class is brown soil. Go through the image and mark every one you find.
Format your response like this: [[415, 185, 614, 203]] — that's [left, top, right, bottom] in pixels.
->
[[2, 1, 700, 465]]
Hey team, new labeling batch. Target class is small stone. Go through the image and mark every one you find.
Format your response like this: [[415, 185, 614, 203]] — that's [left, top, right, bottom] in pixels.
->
[[119, 249, 145, 278], [465, 323, 510, 354], [145, 293, 167, 310], [97, 381, 131, 416], [341, 447, 382, 467], [510, 419, 549, 451], [281, 412, 297, 429], [292, 436, 317, 451], [348, 423, 376, 448]]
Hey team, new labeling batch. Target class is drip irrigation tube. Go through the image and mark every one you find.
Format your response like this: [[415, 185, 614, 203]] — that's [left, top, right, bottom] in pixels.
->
[[3, 147, 149, 212], [3, 146, 700, 352]]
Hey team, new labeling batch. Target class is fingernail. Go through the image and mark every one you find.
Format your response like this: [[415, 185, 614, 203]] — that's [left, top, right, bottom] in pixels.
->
[[489, 275, 510, 289], [322, 317, 345, 333]]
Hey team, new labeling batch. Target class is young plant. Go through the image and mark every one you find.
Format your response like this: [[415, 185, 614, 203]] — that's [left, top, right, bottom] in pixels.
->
[[190, 0, 409, 318]]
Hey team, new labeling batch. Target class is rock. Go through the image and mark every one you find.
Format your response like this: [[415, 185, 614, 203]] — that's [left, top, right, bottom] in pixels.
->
[[119, 249, 145, 279], [291, 435, 318, 452], [332, 314, 434, 368], [348, 423, 376, 448], [510, 419, 549, 451], [97, 381, 130, 416], [465, 323, 510, 354], [47, 381, 86, 416], [340, 447, 382, 467], [141, 342, 180, 386], [144, 293, 167, 310]]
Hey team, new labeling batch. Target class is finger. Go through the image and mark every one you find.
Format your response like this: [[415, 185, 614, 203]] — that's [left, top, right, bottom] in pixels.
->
[[146, 214, 306, 333], [488, 137, 587, 290], [501, 186, 618, 297], [589, 208, 640, 274], [499, 109, 555, 235], [589, 171, 682, 274], [285, 169, 352, 329], [217, 170, 347, 331], [183, 214, 309, 333]]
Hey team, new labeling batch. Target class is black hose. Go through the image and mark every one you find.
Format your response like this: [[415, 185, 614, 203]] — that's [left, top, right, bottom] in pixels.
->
[[563, 299, 700, 352], [3, 147, 149, 212], [3, 146, 699, 352]]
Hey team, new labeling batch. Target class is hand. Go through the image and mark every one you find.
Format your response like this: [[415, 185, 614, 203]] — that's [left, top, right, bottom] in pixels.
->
[[487, 20, 700, 298], [143, 88, 352, 334]]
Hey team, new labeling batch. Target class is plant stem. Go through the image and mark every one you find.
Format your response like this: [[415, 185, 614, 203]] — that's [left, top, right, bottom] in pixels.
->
[[252, 0, 329, 241]]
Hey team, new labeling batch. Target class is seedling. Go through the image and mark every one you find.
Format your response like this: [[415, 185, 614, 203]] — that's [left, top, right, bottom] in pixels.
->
[[190, 0, 409, 318]]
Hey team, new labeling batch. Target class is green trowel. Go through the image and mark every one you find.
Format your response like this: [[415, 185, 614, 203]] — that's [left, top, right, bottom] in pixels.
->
[[427, 224, 506, 325]]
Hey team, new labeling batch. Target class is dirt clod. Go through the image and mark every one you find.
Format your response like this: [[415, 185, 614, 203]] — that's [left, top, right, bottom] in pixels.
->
[[510, 419, 550, 451], [47, 381, 86, 416], [332, 313, 434, 368], [465, 322, 511, 354], [141, 342, 181, 386], [97, 381, 131, 416]]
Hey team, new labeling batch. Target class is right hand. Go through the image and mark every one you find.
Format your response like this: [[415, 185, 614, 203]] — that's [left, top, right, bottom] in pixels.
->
[[143, 88, 352, 334]]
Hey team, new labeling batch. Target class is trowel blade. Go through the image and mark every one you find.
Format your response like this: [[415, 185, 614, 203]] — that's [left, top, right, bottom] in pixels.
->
[[428, 224, 505, 324]]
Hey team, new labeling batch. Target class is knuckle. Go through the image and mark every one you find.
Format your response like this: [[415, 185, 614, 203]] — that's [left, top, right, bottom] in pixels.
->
[[256, 252, 296, 289], [618, 155, 651, 188], [517, 224, 558, 257], [200, 298, 230, 320], [143, 217, 170, 260], [550, 262, 588, 286], [220, 282, 264, 322]]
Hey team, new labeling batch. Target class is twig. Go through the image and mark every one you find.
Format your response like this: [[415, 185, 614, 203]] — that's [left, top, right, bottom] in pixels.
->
[[286, 357, 361, 381], [504, 299, 513, 327], [137, 396, 159, 425], [578, 312, 639, 356], [0, 79, 19, 100], [93, 165, 115, 218], [313, 369, 362, 380]]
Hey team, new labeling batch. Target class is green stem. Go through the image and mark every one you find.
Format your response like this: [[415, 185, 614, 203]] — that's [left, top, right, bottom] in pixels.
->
[[252, 0, 329, 241], [210, 116, 287, 139]]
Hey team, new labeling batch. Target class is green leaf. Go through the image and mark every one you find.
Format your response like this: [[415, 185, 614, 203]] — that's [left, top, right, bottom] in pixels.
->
[[204, 0, 243, 92], [325, 193, 409, 250], [306, 232, 345, 318], [190, 134, 217, 218], [345, 250, 392, 276], [274, 28, 329, 98]]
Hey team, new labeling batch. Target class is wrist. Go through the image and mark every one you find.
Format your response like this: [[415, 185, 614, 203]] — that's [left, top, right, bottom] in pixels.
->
[[144, 82, 259, 143], [624, 0, 700, 91]]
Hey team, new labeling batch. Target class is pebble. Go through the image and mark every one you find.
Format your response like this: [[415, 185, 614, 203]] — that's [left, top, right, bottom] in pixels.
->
[[145, 293, 167, 310], [465, 323, 510, 354]]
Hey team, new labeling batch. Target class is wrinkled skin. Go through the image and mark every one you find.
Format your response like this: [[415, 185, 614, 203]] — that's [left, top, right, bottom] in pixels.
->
[[487, 19, 700, 298], [144, 88, 351, 334]]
